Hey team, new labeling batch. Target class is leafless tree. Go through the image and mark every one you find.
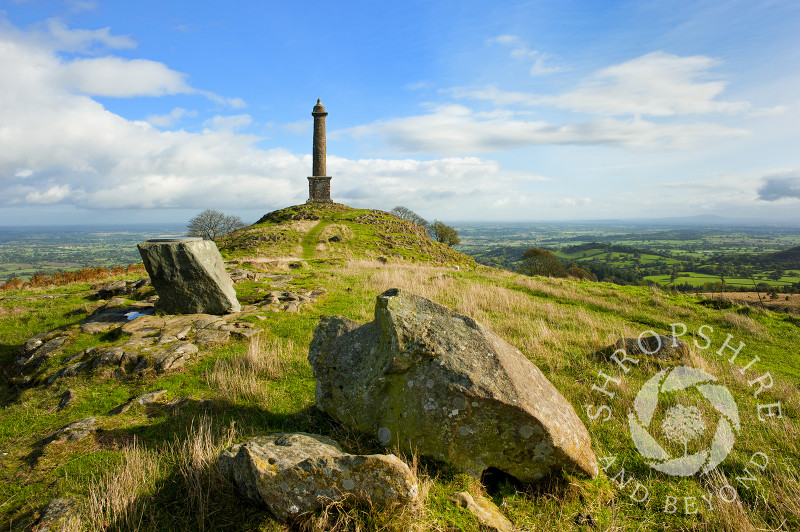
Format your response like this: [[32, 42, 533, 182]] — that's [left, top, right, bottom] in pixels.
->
[[186, 209, 246, 240], [391, 206, 429, 228]]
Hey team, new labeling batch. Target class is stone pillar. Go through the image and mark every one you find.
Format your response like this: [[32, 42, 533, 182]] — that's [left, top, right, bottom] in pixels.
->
[[308, 99, 332, 203], [312, 99, 327, 178]]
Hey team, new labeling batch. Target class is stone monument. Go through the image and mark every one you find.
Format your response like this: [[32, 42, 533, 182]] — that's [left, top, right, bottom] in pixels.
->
[[307, 99, 332, 203]]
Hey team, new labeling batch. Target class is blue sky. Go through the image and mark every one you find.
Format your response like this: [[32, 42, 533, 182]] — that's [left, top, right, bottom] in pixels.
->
[[1, 0, 799, 225]]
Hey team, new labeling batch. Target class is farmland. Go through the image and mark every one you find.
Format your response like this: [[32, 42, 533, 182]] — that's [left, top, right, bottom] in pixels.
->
[[454, 219, 800, 291], [0, 224, 185, 282]]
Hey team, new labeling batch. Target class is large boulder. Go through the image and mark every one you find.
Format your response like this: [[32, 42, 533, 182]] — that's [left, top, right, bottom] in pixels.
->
[[218, 432, 418, 521], [137, 237, 240, 315], [308, 288, 598, 482]]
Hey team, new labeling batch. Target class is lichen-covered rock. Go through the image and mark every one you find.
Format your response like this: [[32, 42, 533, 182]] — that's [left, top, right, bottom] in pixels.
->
[[614, 335, 688, 361], [16, 334, 71, 369], [48, 417, 96, 444], [218, 432, 418, 521], [137, 238, 240, 314], [30, 497, 76, 532], [308, 288, 598, 482]]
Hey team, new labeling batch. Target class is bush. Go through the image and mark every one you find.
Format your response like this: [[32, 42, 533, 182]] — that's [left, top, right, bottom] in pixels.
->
[[428, 220, 460, 247], [518, 248, 565, 277]]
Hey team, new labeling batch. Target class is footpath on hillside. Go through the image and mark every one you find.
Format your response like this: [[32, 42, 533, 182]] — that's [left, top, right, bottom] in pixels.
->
[[300, 221, 328, 260]]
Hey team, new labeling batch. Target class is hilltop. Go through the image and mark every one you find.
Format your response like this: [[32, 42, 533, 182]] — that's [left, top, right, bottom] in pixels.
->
[[0, 205, 799, 531], [217, 203, 474, 267]]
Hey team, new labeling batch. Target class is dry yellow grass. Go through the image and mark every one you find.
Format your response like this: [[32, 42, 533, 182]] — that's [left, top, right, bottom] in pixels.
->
[[81, 441, 161, 531], [175, 415, 237, 532], [720, 311, 767, 337], [207, 335, 303, 404]]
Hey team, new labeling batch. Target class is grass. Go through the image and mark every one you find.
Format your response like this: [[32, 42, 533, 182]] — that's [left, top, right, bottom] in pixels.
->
[[2, 207, 800, 530]]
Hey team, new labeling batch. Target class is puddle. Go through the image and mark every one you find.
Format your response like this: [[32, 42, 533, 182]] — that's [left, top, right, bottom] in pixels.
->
[[124, 309, 155, 321]]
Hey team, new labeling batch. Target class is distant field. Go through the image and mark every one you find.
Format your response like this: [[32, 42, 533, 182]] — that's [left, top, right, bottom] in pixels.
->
[[0, 224, 185, 281], [455, 220, 800, 290], [644, 273, 800, 288]]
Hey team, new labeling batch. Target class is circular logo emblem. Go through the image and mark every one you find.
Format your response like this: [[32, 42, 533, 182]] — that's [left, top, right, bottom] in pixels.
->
[[628, 366, 741, 476]]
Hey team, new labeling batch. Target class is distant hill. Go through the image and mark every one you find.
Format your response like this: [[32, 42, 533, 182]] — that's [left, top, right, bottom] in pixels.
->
[[764, 245, 800, 269], [217, 203, 474, 266]]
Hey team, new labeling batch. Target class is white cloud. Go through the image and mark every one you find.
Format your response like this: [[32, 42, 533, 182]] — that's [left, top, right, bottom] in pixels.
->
[[447, 86, 534, 106], [341, 106, 749, 154], [489, 34, 565, 76], [38, 18, 136, 53], [548, 52, 749, 116], [452, 52, 750, 118], [487, 35, 522, 46], [59, 56, 193, 97], [146, 107, 197, 128], [202, 114, 253, 132], [25, 184, 76, 204], [0, 16, 243, 107], [0, 20, 551, 215]]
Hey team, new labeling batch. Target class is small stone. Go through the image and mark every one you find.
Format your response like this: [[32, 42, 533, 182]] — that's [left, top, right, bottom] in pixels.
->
[[450, 492, 513, 532], [151, 342, 199, 372], [48, 417, 96, 444], [136, 389, 167, 405], [105, 297, 127, 308], [195, 328, 231, 345], [80, 322, 116, 334]]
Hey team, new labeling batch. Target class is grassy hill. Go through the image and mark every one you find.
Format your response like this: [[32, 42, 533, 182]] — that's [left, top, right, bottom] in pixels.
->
[[217, 203, 473, 267], [1, 204, 798, 531]]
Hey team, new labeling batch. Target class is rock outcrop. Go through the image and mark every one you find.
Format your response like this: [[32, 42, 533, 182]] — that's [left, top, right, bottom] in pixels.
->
[[308, 288, 598, 482], [138, 237, 240, 314], [218, 432, 418, 521]]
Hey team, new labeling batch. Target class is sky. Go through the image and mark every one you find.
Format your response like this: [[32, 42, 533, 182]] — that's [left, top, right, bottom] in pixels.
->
[[1, 0, 799, 226]]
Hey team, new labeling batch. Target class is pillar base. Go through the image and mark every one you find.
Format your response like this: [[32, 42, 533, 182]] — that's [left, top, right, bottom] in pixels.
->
[[307, 176, 332, 203]]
